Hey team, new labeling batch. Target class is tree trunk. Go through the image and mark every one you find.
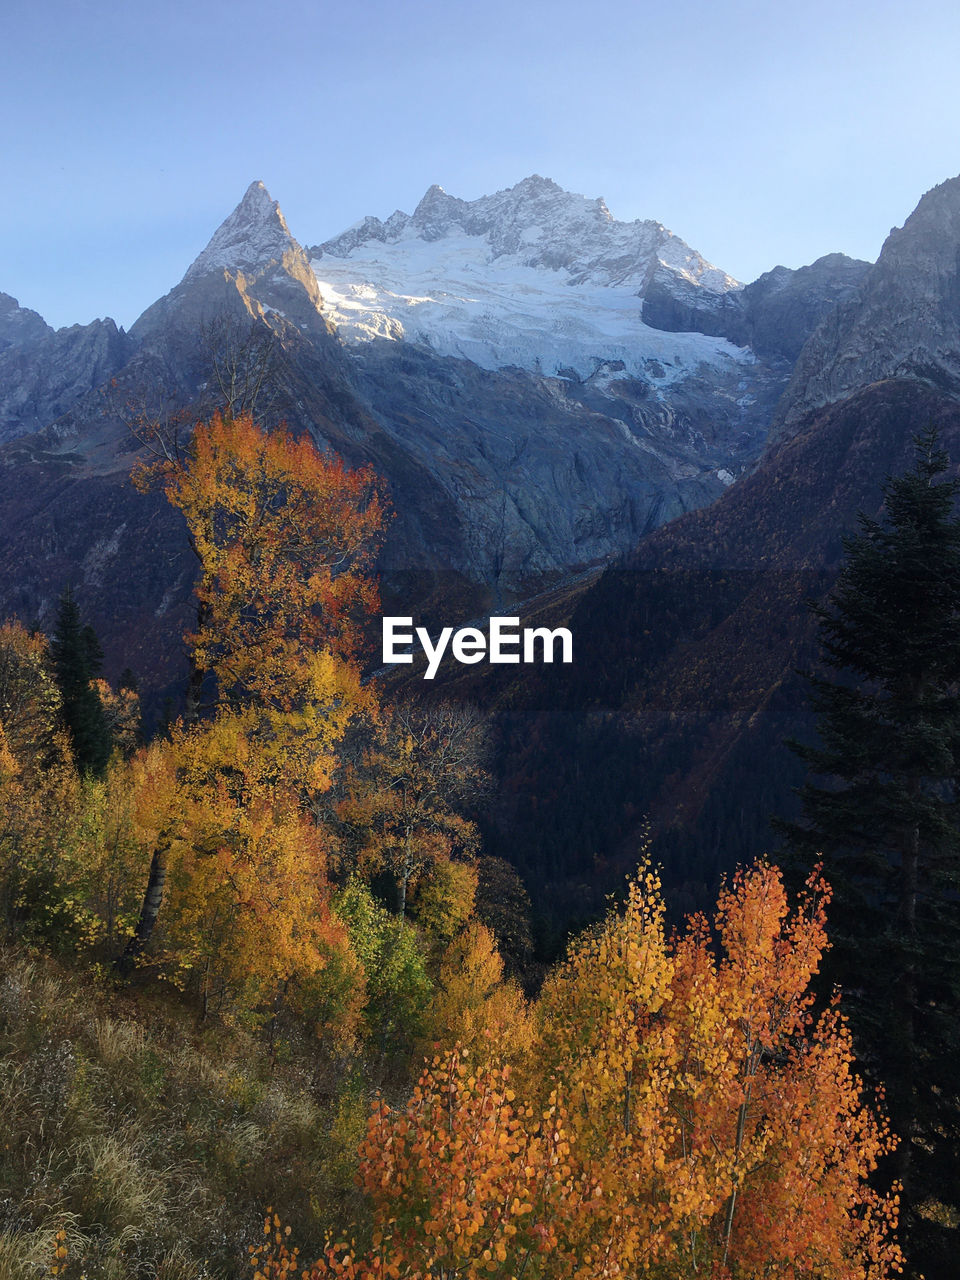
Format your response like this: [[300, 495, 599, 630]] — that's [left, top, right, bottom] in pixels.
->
[[183, 598, 211, 726], [115, 840, 170, 977], [895, 805, 920, 1193]]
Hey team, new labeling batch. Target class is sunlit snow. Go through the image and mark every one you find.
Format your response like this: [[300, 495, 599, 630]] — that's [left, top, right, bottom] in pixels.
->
[[309, 178, 750, 384], [312, 230, 748, 383]]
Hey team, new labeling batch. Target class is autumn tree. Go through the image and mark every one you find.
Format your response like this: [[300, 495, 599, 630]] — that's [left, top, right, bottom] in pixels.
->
[[154, 715, 349, 1022], [0, 619, 61, 771], [91, 676, 140, 755], [532, 860, 901, 1279], [0, 621, 88, 940], [121, 413, 386, 974], [251, 1053, 569, 1280], [410, 858, 478, 950], [75, 750, 153, 949], [257, 862, 903, 1280], [423, 921, 533, 1066], [132, 410, 384, 718], [372, 700, 490, 920]]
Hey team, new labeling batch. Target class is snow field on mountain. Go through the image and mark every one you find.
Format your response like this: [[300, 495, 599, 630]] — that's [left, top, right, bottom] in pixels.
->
[[310, 228, 751, 384]]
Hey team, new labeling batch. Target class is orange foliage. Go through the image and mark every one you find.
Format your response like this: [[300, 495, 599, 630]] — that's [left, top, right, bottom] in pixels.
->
[[532, 860, 902, 1278], [254, 861, 903, 1280], [133, 411, 386, 710]]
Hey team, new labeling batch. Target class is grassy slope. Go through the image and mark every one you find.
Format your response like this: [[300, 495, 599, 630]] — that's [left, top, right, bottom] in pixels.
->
[[0, 946, 368, 1280]]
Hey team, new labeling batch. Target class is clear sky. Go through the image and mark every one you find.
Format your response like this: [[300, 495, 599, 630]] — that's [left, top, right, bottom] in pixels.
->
[[4, 0, 960, 329]]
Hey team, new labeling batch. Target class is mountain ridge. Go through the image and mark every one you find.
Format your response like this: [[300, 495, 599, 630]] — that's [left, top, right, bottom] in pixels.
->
[[0, 172, 892, 700]]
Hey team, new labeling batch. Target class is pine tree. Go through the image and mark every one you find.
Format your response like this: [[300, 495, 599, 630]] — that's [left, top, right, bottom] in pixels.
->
[[49, 587, 112, 776], [779, 426, 960, 1277]]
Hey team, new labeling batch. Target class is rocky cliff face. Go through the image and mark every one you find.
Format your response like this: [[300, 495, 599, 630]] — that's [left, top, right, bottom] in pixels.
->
[[0, 175, 871, 688], [775, 176, 960, 432], [0, 293, 52, 352], [0, 315, 133, 443], [642, 252, 870, 361]]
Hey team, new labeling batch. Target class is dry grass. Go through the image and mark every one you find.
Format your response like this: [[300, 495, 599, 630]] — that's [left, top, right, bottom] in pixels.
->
[[0, 945, 366, 1278]]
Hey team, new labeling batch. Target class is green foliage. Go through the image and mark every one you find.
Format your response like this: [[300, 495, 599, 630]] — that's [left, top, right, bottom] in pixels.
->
[[50, 588, 113, 777], [334, 878, 432, 1068]]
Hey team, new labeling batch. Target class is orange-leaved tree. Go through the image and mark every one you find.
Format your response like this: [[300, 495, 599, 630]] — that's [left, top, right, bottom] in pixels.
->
[[422, 921, 533, 1065], [532, 860, 903, 1279], [133, 410, 386, 717], [121, 413, 387, 977], [250, 1051, 570, 1280], [253, 861, 903, 1280]]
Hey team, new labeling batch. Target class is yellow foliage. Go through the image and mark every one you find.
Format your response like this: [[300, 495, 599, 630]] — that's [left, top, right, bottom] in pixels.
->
[[259, 861, 903, 1280], [131, 714, 349, 1023], [424, 922, 533, 1066]]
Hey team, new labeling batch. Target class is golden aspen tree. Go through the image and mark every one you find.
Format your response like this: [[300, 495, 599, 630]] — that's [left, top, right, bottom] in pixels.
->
[[122, 413, 386, 976], [255, 862, 903, 1280], [133, 410, 385, 717], [423, 921, 533, 1066]]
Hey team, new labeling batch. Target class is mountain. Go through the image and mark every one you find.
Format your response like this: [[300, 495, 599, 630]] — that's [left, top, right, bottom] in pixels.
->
[[464, 174, 960, 933], [775, 175, 960, 432], [0, 175, 868, 697], [132, 181, 331, 345], [642, 252, 869, 359], [0, 293, 51, 351], [300, 176, 864, 586], [0, 291, 133, 444], [309, 174, 744, 381]]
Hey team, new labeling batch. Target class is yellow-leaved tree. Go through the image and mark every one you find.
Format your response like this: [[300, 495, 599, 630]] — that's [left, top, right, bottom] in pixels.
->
[[119, 413, 387, 995], [254, 861, 904, 1280], [133, 410, 385, 718], [145, 713, 348, 1022]]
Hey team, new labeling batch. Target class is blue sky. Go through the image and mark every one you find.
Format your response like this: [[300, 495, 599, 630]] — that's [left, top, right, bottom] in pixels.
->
[[4, 0, 960, 329]]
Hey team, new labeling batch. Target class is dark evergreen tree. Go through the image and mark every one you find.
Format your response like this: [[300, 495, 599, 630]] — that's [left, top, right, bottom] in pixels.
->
[[118, 667, 138, 694], [778, 426, 960, 1278], [50, 587, 112, 776]]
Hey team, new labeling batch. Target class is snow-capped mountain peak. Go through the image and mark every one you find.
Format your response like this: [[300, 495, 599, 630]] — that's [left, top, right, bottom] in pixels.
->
[[184, 180, 299, 282], [313, 175, 738, 292], [307, 176, 746, 382]]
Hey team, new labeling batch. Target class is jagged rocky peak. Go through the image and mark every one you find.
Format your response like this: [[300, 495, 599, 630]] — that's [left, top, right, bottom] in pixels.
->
[[0, 292, 53, 351], [131, 179, 327, 344], [314, 175, 740, 295], [411, 182, 467, 233], [774, 172, 960, 432], [183, 180, 302, 281]]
